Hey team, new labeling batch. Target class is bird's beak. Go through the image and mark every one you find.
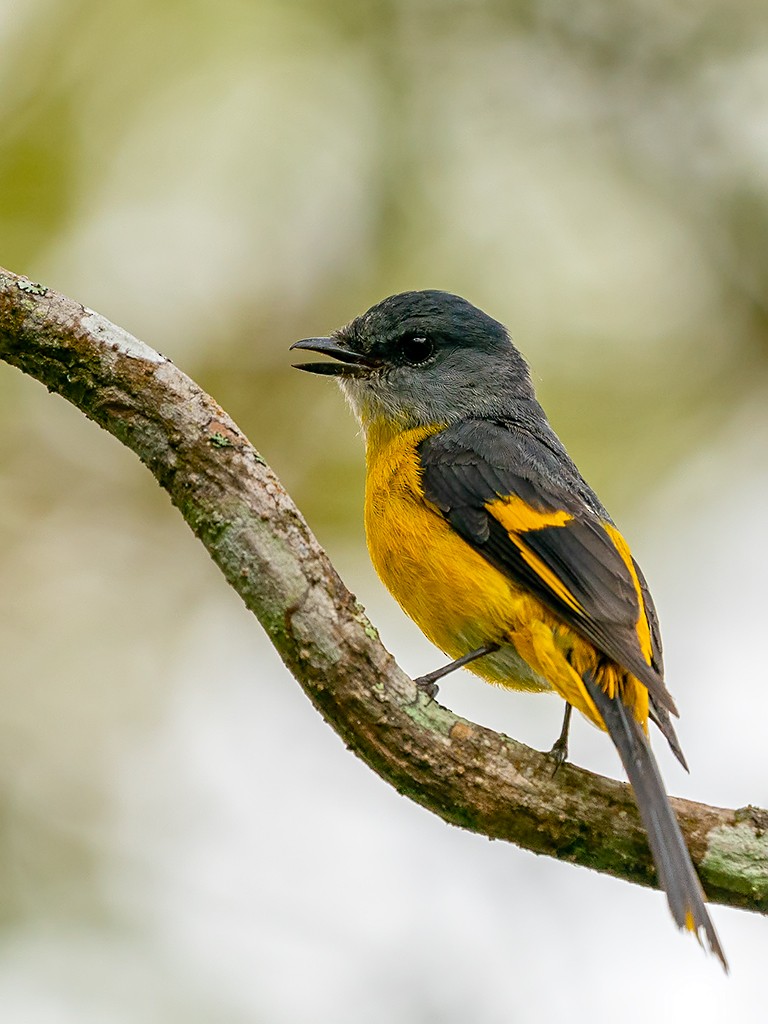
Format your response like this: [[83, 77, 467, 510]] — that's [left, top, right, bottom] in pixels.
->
[[290, 336, 379, 377]]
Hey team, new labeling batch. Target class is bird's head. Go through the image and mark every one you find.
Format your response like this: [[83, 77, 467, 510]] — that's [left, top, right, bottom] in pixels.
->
[[291, 290, 534, 435]]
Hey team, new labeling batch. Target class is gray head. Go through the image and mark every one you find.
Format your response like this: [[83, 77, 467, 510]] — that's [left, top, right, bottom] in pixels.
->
[[291, 290, 535, 433]]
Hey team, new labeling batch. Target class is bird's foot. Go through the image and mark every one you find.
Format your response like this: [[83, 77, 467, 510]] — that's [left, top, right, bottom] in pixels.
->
[[413, 673, 440, 702], [547, 735, 569, 775]]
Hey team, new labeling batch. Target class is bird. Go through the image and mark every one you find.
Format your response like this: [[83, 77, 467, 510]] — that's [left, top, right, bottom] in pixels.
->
[[291, 289, 726, 968]]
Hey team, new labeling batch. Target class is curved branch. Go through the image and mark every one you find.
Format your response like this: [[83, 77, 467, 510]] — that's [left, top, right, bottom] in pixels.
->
[[1, 265, 766, 915]]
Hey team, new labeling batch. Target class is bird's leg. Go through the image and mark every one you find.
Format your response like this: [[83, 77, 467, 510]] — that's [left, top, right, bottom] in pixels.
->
[[414, 642, 500, 700], [548, 702, 572, 773]]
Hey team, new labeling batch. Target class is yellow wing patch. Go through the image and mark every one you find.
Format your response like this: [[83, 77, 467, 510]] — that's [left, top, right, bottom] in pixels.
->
[[487, 498, 654, 681], [486, 497, 583, 614], [510, 536, 584, 613], [603, 523, 653, 665], [487, 495, 573, 533]]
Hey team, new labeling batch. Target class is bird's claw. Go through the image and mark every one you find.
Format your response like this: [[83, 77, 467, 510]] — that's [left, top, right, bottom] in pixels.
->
[[413, 674, 440, 701], [548, 736, 569, 776]]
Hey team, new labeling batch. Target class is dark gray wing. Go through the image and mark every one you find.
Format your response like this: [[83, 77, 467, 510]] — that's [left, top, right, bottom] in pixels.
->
[[418, 418, 675, 715]]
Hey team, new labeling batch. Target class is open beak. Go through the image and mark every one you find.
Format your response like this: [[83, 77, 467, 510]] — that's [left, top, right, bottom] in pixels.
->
[[290, 337, 379, 377]]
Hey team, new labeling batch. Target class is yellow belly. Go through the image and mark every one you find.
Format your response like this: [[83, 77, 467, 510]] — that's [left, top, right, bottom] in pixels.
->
[[363, 422, 648, 730]]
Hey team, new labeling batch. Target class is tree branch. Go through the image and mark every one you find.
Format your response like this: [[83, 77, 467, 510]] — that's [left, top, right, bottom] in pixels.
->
[[1, 265, 766, 914]]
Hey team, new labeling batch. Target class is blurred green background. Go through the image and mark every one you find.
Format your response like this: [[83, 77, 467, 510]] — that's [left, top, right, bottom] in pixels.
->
[[1, 1, 767, 1021]]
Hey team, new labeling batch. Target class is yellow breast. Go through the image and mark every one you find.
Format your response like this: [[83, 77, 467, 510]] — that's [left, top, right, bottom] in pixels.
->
[[363, 422, 527, 664]]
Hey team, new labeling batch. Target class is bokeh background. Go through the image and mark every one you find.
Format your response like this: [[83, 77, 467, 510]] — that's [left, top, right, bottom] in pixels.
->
[[1, 1, 767, 1020]]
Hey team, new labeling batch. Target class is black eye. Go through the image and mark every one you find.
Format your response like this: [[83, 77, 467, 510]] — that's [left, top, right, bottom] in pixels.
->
[[398, 333, 435, 365]]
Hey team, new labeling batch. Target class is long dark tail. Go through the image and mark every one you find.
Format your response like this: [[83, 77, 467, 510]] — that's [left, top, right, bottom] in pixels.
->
[[584, 673, 727, 970]]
